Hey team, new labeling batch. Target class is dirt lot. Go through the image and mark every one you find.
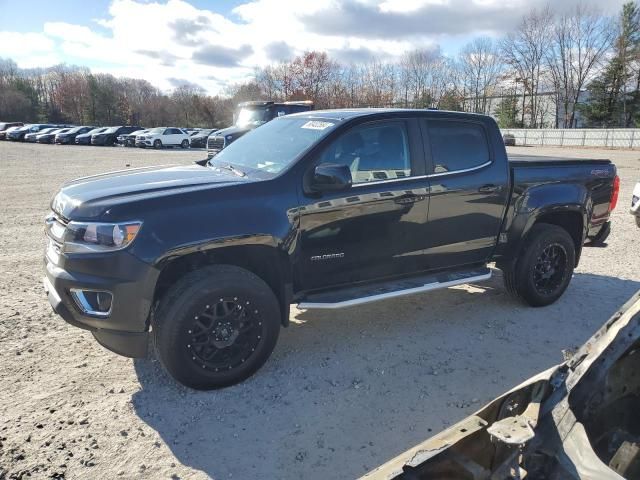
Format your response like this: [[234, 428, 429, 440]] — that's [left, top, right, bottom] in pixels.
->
[[0, 142, 638, 480]]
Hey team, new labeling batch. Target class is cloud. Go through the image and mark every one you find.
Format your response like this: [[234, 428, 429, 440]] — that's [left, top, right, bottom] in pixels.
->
[[264, 41, 294, 62], [298, 0, 624, 39], [169, 15, 214, 46], [168, 77, 205, 90], [192, 44, 253, 67], [329, 46, 380, 64], [0, 0, 630, 94], [136, 49, 181, 66]]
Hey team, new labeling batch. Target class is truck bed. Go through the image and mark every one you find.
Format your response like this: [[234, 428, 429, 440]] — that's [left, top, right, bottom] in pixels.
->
[[509, 154, 611, 167]]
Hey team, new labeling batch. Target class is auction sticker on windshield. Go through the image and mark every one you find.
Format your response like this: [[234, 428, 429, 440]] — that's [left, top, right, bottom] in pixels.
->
[[301, 121, 334, 130]]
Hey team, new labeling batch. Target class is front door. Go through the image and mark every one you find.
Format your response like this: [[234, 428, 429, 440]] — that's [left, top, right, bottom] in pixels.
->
[[296, 119, 430, 292]]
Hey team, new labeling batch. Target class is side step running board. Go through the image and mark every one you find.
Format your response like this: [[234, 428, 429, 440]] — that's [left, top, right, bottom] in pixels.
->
[[298, 267, 491, 310]]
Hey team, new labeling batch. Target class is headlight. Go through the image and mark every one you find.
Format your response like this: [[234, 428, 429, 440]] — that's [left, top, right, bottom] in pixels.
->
[[62, 221, 142, 253]]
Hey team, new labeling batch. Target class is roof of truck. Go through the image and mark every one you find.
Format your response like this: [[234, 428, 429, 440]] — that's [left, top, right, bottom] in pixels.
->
[[287, 108, 493, 121]]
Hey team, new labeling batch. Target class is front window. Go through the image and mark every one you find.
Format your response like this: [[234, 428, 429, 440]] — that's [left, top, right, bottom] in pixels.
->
[[317, 121, 411, 184], [209, 117, 339, 175], [235, 107, 269, 128]]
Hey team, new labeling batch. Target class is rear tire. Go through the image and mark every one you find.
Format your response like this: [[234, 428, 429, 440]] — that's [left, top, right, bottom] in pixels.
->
[[501, 223, 575, 307], [152, 265, 281, 390]]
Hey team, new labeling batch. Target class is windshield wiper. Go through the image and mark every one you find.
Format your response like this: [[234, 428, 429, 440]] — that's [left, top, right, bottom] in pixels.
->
[[211, 163, 246, 177]]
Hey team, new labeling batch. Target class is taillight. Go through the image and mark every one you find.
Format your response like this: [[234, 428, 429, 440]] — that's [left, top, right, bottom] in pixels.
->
[[610, 175, 620, 211]]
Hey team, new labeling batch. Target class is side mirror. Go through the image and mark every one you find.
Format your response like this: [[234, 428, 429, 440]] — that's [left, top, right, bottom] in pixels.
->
[[311, 163, 352, 192]]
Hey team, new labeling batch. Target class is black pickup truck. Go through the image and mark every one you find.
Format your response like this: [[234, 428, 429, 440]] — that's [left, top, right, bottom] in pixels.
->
[[43, 109, 619, 389]]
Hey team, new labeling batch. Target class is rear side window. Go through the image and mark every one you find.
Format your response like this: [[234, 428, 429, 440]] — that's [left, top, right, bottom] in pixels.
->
[[427, 120, 489, 173]]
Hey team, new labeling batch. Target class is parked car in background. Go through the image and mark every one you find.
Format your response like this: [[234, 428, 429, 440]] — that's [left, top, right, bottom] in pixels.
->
[[632, 182, 640, 228], [1, 125, 24, 140], [0, 122, 24, 140], [75, 127, 107, 145], [7, 124, 58, 141], [91, 126, 142, 146], [503, 132, 516, 146], [55, 126, 95, 145], [135, 127, 190, 148], [36, 128, 73, 144], [206, 100, 314, 158], [117, 129, 148, 147], [25, 127, 59, 143], [188, 128, 217, 149]]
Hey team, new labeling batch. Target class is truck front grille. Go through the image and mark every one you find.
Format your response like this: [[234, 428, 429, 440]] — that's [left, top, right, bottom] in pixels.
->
[[207, 136, 225, 155]]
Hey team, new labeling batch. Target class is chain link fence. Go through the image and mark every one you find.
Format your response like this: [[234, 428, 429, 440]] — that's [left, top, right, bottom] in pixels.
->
[[501, 129, 640, 149]]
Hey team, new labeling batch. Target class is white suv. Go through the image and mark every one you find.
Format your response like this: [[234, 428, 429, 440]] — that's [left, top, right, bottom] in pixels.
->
[[135, 127, 190, 149]]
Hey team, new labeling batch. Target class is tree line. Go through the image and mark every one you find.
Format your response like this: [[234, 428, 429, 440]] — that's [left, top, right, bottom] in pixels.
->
[[2, 2, 640, 129]]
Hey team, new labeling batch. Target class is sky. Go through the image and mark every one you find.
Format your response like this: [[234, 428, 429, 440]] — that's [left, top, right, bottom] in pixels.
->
[[0, 0, 629, 95]]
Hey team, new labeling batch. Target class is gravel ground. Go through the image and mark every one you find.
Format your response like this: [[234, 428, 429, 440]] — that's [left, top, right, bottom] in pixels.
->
[[0, 142, 638, 480]]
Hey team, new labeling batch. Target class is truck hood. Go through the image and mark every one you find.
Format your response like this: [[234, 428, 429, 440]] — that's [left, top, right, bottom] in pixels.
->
[[212, 125, 253, 139], [52, 164, 245, 219]]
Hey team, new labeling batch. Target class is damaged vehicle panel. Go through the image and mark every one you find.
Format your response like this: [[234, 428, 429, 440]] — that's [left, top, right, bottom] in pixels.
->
[[363, 291, 640, 480]]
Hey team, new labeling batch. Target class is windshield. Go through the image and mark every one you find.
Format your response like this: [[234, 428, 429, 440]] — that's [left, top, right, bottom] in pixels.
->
[[36, 128, 56, 134], [103, 127, 119, 134], [235, 108, 269, 127], [147, 127, 164, 134], [67, 126, 85, 134], [209, 117, 338, 175], [86, 127, 106, 135]]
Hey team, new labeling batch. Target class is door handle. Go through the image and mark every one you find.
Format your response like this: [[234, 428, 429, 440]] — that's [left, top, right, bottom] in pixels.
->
[[394, 194, 425, 205], [479, 184, 499, 194]]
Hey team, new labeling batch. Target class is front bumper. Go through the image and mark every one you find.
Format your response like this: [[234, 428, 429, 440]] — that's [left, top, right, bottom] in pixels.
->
[[43, 248, 159, 358], [135, 140, 152, 147]]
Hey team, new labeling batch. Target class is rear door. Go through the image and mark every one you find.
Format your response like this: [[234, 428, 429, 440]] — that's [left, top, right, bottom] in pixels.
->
[[421, 117, 509, 269]]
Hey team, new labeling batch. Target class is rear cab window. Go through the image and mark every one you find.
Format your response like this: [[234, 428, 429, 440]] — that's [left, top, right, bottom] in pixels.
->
[[426, 120, 490, 174]]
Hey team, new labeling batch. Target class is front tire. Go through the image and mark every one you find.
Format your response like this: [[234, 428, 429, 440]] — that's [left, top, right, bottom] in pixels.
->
[[180, 139, 189, 149], [153, 265, 281, 390], [502, 223, 575, 307], [153, 139, 162, 149]]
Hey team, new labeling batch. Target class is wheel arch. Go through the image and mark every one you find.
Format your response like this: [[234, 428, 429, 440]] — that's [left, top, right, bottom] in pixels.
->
[[152, 243, 293, 328], [499, 204, 586, 269]]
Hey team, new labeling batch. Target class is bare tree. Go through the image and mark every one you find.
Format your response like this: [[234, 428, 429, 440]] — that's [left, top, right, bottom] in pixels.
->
[[501, 6, 554, 127], [546, 5, 615, 127], [459, 37, 503, 114]]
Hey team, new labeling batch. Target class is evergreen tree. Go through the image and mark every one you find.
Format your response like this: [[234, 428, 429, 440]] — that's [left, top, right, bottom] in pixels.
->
[[581, 2, 640, 127], [495, 94, 521, 128]]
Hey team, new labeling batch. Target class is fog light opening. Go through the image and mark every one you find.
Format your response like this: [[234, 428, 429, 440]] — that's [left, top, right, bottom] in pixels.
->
[[70, 289, 113, 317]]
